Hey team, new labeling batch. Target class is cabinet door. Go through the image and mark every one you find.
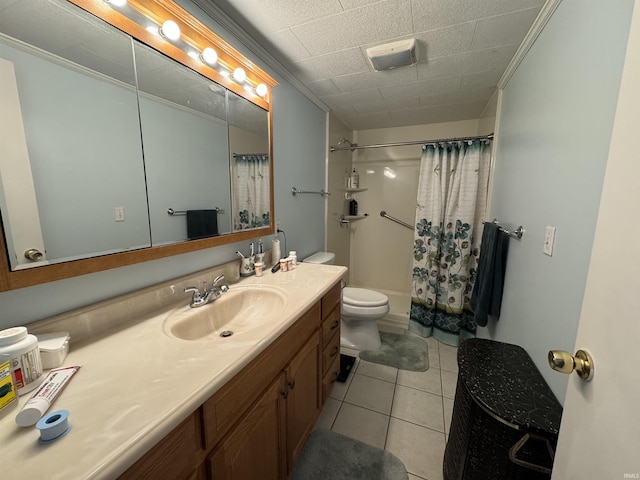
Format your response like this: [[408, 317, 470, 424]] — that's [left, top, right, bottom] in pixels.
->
[[285, 331, 321, 471], [209, 374, 287, 480]]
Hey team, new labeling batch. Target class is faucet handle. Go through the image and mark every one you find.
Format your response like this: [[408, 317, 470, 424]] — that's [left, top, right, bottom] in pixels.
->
[[213, 275, 225, 286], [184, 286, 202, 298]]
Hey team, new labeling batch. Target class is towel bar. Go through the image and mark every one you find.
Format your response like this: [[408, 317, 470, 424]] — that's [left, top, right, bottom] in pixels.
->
[[485, 219, 524, 240], [167, 207, 225, 216]]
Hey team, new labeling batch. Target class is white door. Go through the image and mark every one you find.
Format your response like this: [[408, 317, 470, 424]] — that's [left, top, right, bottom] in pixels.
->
[[552, 1, 640, 477]]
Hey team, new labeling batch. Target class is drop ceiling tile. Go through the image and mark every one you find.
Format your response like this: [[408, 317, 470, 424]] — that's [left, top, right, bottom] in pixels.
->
[[418, 87, 495, 108], [339, 0, 383, 10], [388, 101, 487, 127], [460, 68, 504, 89], [293, 47, 370, 81], [412, 22, 476, 59], [270, 29, 312, 62], [212, 0, 345, 34], [379, 76, 462, 101], [472, 8, 541, 50], [306, 78, 342, 96], [411, 0, 544, 31], [321, 87, 385, 108], [342, 111, 394, 130], [417, 43, 519, 80], [332, 65, 418, 92], [291, 0, 413, 56], [353, 96, 419, 114]]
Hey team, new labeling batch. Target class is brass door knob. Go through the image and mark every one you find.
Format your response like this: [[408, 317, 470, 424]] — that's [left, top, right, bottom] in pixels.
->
[[548, 349, 594, 381]]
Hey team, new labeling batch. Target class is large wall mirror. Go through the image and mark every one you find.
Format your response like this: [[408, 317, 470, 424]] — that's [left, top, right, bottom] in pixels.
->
[[0, 0, 275, 290]]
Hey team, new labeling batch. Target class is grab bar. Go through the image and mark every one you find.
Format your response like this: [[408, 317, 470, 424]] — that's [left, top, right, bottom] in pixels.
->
[[380, 211, 413, 230], [291, 187, 331, 197]]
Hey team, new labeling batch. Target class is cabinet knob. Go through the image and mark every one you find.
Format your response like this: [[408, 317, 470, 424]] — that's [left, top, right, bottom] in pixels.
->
[[330, 346, 339, 357], [281, 390, 289, 399], [24, 248, 44, 261], [288, 380, 295, 390], [330, 320, 339, 330]]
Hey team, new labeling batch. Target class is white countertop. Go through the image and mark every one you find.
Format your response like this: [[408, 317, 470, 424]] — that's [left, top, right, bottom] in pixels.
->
[[0, 263, 346, 480]]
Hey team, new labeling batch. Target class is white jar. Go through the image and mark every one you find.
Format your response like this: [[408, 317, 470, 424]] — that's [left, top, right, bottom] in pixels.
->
[[289, 251, 297, 268], [0, 327, 44, 396]]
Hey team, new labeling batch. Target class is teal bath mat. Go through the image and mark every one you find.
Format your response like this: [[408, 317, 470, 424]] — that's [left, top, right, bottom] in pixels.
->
[[359, 331, 429, 371], [289, 429, 408, 480]]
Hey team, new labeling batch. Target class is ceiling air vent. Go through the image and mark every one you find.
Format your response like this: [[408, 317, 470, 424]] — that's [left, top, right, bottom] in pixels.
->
[[366, 38, 418, 72]]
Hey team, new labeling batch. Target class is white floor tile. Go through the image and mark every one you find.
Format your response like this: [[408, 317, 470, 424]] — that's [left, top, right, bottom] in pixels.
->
[[391, 385, 445, 432], [441, 370, 458, 399], [344, 374, 395, 415], [397, 367, 442, 396], [329, 364, 357, 401], [443, 397, 454, 435], [356, 360, 398, 383], [314, 397, 341, 430], [386, 418, 446, 480], [438, 344, 458, 373], [331, 402, 390, 449]]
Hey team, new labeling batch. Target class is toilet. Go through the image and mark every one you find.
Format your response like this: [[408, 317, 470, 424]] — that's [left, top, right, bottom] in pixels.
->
[[303, 252, 389, 350]]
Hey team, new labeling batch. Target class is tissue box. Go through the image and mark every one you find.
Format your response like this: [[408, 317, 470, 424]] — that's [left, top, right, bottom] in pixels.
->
[[36, 332, 70, 369]]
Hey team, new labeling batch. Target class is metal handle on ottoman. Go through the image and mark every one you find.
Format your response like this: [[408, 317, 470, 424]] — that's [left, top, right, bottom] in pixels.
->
[[508, 432, 554, 475]]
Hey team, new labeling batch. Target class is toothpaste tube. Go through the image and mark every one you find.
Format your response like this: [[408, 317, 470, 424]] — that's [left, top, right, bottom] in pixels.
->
[[15, 365, 80, 427]]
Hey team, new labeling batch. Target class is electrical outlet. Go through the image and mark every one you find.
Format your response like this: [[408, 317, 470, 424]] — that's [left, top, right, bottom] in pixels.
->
[[275, 219, 281, 232], [543, 226, 556, 256], [114, 206, 125, 222]]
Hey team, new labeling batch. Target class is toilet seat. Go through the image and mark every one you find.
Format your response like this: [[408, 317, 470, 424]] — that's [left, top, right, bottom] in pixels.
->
[[342, 287, 388, 307]]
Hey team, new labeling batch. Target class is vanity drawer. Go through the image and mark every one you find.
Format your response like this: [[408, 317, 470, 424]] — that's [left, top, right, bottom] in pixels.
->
[[321, 355, 340, 405], [321, 305, 340, 346], [322, 329, 340, 376], [202, 302, 321, 448], [321, 282, 341, 321]]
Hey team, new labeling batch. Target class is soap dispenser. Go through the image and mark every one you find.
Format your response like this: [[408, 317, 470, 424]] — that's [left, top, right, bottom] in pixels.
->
[[349, 167, 359, 189]]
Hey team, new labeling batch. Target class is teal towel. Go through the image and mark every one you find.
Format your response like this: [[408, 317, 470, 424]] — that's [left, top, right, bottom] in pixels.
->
[[471, 222, 510, 326]]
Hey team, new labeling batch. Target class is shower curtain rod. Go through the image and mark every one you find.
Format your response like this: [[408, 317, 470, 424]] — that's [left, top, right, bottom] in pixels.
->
[[329, 133, 493, 152]]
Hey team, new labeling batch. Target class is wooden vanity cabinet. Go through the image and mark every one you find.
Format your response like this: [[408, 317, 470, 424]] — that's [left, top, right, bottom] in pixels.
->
[[119, 281, 341, 480], [320, 282, 341, 403]]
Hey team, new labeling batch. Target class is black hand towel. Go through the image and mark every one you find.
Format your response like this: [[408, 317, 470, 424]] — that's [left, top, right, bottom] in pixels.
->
[[186, 210, 219, 240], [470, 222, 510, 327]]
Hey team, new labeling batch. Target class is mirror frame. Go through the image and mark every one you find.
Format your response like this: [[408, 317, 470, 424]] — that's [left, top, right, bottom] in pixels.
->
[[0, 0, 277, 291]]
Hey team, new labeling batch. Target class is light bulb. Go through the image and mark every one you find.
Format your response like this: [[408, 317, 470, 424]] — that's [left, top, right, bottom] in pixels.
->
[[232, 67, 246, 83], [160, 20, 180, 41], [201, 47, 218, 66], [256, 83, 268, 97]]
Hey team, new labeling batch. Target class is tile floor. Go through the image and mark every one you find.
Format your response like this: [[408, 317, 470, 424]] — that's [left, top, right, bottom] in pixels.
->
[[313, 330, 459, 480]]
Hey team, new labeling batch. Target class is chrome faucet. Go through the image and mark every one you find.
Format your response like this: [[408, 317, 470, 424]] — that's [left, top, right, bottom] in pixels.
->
[[184, 275, 229, 308]]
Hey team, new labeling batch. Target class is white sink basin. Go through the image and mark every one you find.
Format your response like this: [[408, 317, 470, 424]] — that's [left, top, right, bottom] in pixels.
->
[[163, 284, 288, 341]]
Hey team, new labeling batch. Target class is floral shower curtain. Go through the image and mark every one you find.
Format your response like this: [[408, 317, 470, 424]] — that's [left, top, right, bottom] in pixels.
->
[[232, 154, 270, 231], [409, 140, 491, 346]]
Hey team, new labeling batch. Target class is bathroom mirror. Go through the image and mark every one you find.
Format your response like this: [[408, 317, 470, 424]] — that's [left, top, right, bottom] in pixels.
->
[[0, 0, 276, 290]]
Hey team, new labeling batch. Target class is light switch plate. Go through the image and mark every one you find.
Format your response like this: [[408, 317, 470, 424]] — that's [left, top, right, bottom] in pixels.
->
[[114, 206, 125, 222], [543, 226, 556, 256]]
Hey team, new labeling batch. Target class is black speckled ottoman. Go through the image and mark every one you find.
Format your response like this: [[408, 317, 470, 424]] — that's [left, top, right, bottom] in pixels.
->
[[443, 338, 563, 480]]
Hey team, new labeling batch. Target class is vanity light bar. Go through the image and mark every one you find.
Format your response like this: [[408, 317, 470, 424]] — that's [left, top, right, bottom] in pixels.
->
[[85, 0, 276, 106]]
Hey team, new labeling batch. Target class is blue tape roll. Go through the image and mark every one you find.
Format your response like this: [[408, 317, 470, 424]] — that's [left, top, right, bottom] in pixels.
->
[[36, 409, 71, 444]]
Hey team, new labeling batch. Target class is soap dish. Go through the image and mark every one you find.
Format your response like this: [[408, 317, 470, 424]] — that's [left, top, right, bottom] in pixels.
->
[[36, 332, 70, 369]]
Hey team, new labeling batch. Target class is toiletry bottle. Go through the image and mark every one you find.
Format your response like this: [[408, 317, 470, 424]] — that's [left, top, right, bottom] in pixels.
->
[[350, 167, 359, 189], [349, 198, 358, 216]]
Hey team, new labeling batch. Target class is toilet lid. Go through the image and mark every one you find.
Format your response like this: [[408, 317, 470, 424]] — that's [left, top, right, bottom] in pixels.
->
[[342, 287, 388, 307]]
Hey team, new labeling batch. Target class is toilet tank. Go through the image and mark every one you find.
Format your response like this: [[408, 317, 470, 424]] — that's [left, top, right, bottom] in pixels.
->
[[302, 252, 335, 265]]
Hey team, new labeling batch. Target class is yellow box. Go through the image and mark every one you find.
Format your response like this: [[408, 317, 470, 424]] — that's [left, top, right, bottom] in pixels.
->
[[0, 360, 17, 412]]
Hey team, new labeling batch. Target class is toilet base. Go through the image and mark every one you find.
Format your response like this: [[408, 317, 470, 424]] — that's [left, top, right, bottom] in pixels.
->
[[340, 318, 381, 351]]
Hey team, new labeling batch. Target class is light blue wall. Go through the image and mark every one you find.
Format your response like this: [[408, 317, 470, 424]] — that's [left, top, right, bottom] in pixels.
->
[[480, 0, 634, 403], [0, 1, 327, 329]]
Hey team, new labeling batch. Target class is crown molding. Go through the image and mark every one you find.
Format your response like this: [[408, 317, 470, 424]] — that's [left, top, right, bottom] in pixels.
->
[[498, 0, 563, 89]]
